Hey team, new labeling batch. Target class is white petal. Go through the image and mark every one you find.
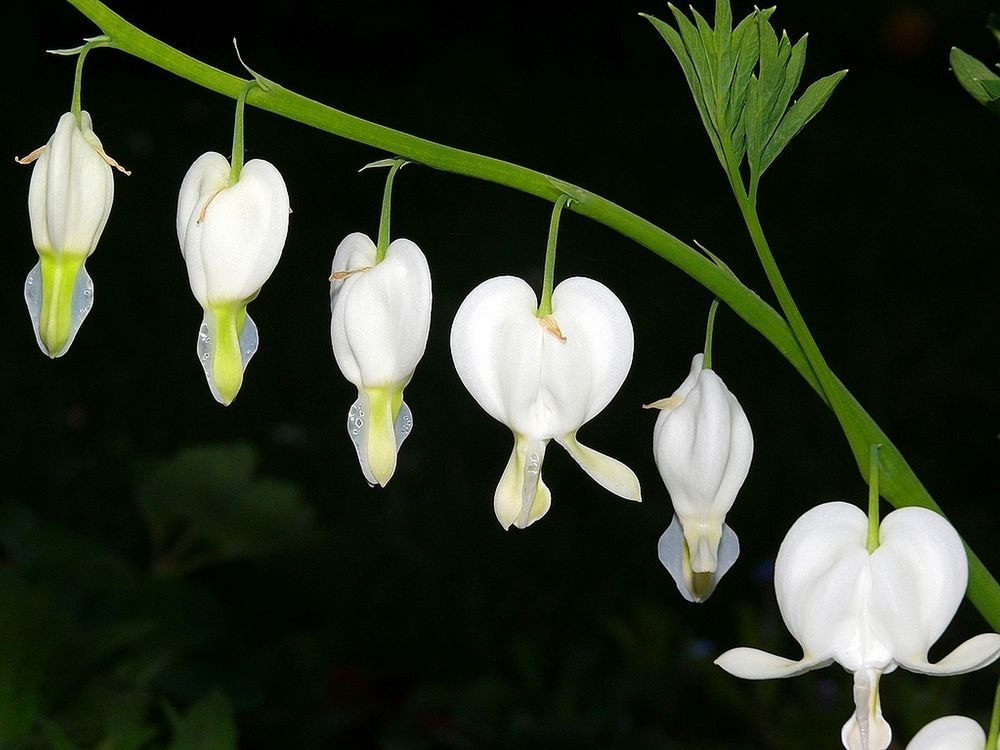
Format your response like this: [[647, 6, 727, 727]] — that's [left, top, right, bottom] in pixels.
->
[[331, 237, 432, 389], [544, 277, 634, 430], [658, 514, 739, 602], [905, 716, 985, 750], [868, 507, 970, 667], [29, 111, 114, 256], [714, 646, 830, 679], [897, 633, 1000, 675], [198, 158, 288, 302], [450, 276, 546, 434], [556, 432, 640, 502], [177, 152, 232, 306], [494, 436, 551, 530], [773, 502, 871, 665], [653, 365, 753, 520], [179, 156, 288, 305], [841, 668, 892, 750]]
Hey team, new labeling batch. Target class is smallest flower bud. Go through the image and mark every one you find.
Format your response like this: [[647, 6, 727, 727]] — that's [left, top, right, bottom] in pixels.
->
[[647, 353, 753, 602], [18, 111, 126, 357]]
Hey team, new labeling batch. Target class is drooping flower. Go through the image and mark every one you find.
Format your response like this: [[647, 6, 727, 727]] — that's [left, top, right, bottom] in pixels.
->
[[905, 716, 986, 750], [176, 151, 289, 405], [330, 232, 432, 487], [646, 353, 752, 602], [715, 501, 1000, 750], [18, 110, 127, 357], [450, 275, 641, 529]]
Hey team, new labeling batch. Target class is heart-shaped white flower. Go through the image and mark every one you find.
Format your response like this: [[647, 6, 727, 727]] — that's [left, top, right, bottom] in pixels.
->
[[450, 275, 641, 529], [716, 502, 1000, 750]]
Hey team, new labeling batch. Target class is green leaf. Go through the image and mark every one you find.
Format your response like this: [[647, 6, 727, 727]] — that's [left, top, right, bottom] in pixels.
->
[[725, 12, 763, 131], [165, 691, 237, 750], [642, 12, 725, 166], [770, 34, 808, 129], [950, 47, 1000, 106], [760, 69, 848, 173], [669, 4, 724, 136]]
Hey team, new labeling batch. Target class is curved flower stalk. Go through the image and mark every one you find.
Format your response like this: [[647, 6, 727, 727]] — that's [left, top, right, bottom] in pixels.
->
[[177, 151, 289, 405], [716, 502, 1000, 750], [905, 716, 986, 750], [18, 110, 127, 357], [330, 232, 432, 487], [450, 275, 641, 530], [647, 352, 752, 602]]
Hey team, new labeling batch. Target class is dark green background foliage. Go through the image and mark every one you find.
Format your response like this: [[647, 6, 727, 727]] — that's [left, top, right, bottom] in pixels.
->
[[3, 1, 998, 748]]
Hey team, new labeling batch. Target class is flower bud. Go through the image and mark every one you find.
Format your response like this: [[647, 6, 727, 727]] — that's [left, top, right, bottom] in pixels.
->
[[330, 232, 432, 486], [177, 152, 289, 405], [21, 111, 120, 357], [648, 353, 752, 601]]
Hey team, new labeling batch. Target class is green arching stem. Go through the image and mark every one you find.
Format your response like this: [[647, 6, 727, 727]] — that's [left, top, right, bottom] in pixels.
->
[[702, 299, 720, 370], [988, 672, 1000, 750], [866, 444, 881, 554], [537, 194, 571, 318], [375, 159, 407, 264], [59, 0, 1000, 630], [229, 80, 256, 185], [69, 36, 112, 121]]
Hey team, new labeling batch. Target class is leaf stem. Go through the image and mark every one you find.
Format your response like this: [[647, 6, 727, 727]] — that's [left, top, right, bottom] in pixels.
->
[[229, 80, 256, 185], [537, 194, 571, 318], [866, 444, 881, 554], [376, 159, 407, 263], [702, 299, 720, 370]]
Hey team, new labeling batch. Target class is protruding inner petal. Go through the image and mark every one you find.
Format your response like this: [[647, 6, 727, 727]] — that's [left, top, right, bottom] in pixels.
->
[[714, 646, 831, 680], [494, 436, 551, 530], [681, 517, 724, 573], [841, 668, 892, 750], [25, 252, 93, 358], [198, 302, 258, 406], [557, 433, 641, 502], [658, 515, 739, 603], [347, 386, 408, 488]]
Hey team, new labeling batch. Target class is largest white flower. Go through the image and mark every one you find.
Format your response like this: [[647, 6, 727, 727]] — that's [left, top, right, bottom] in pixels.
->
[[450, 275, 641, 530], [330, 232, 432, 487], [715, 502, 1000, 750], [177, 151, 289, 405]]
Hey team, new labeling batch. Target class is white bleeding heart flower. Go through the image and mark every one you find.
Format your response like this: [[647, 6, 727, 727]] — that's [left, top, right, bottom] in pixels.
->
[[905, 716, 986, 750], [330, 232, 432, 487], [450, 275, 641, 530], [176, 151, 289, 405], [647, 353, 752, 602], [19, 110, 127, 357], [715, 501, 1000, 750]]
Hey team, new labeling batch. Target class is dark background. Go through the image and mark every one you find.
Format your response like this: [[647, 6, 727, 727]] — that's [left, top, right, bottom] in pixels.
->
[[2, 1, 999, 748]]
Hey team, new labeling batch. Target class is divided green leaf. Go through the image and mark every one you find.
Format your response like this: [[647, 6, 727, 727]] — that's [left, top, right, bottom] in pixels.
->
[[644, 0, 846, 188]]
